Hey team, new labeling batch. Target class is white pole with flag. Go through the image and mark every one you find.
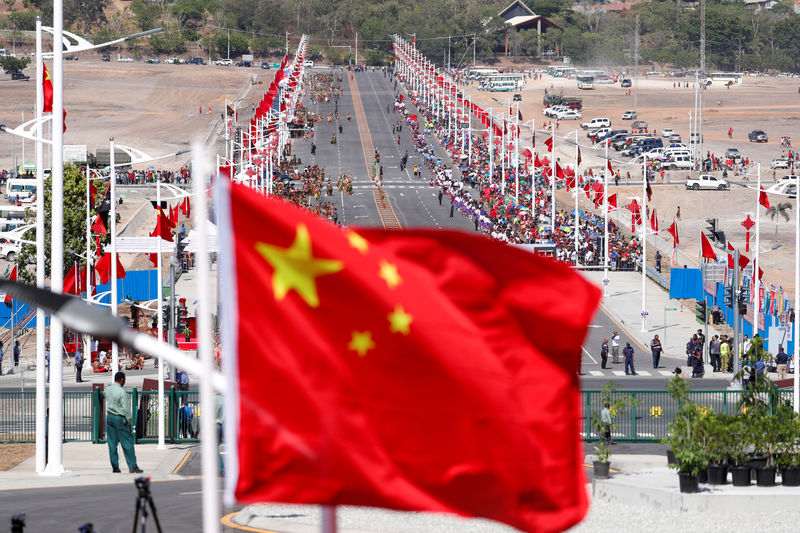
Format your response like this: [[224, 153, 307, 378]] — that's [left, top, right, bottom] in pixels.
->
[[794, 171, 799, 413], [45, 0, 65, 476], [34, 15, 47, 475], [110, 137, 119, 377], [514, 104, 519, 205], [573, 129, 579, 265], [550, 127, 556, 234], [488, 108, 493, 184], [641, 155, 648, 332], [192, 145, 220, 533], [156, 180, 165, 449], [755, 162, 761, 333], [603, 140, 609, 296]]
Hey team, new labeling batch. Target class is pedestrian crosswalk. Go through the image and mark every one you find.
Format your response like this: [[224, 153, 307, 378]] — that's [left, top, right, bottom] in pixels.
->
[[352, 183, 429, 189], [584, 369, 677, 378]]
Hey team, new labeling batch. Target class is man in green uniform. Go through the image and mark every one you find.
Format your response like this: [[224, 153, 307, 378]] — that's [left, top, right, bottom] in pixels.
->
[[105, 371, 143, 473]]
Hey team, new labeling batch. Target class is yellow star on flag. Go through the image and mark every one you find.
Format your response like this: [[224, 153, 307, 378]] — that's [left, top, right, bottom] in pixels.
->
[[347, 231, 369, 254], [387, 306, 413, 335], [348, 331, 375, 357], [256, 224, 343, 308], [379, 260, 402, 289]]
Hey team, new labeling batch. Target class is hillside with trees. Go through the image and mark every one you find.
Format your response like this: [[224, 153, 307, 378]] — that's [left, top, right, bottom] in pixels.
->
[[0, 0, 798, 71]]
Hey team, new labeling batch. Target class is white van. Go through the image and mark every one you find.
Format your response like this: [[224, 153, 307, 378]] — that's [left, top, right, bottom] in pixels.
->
[[581, 117, 611, 130], [664, 155, 694, 170], [5, 179, 36, 203]]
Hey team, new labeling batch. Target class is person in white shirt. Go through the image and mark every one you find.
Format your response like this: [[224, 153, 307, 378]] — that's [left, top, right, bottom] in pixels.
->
[[611, 332, 621, 364]]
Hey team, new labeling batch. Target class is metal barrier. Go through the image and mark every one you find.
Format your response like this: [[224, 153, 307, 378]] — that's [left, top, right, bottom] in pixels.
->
[[3, 389, 795, 444]]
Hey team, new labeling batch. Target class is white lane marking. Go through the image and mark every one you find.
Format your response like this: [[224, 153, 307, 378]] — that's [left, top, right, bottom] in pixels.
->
[[659, 370, 675, 376], [179, 490, 224, 496], [589, 370, 604, 376], [611, 371, 627, 376], [581, 346, 597, 364], [636, 370, 651, 376]]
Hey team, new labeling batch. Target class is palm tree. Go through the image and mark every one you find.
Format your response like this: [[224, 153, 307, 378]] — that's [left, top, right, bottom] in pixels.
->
[[767, 202, 792, 236]]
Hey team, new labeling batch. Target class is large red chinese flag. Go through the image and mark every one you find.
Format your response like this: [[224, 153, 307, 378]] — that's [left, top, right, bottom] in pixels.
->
[[219, 182, 600, 533], [95, 252, 126, 285], [701, 232, 718, 261], [43, 62, 53, 113]]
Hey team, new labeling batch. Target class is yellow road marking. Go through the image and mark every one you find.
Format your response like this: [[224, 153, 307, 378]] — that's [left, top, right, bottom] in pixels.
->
[[172, 450, 191, 474], [221, 511, 280, 532]]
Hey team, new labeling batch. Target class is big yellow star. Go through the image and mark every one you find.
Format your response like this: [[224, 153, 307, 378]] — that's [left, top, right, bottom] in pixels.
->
[[255, 224, 343, 308], [347, 231, 369, 254], [387, 306, 413, 335], [348, 331, 375, 357], [379, 260, 402, 289]]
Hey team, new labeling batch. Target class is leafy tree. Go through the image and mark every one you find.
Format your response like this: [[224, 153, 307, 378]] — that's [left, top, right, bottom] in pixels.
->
[[251, 35, 285, 57], [213, 32, 249, 58], [18, 165, 98, 283], [7, 11, 38, 31], [130, 0, 163, 32], [172, 0, 208, 28], [0, 55, 30, 74]]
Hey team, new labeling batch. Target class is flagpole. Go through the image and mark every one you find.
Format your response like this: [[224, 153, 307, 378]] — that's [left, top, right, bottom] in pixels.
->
[[794, 170, 799, 412], [156, 180, 165, 449], [550, 125, 556, 234], [603, 140, 610, 297], [34, 15, 47, 475], [84, 166, 92, 397], [192, 145, 220, 533], [514, 103, 519, 205], [110, 137, 119, 378], [45, 0, 65, 476], [573, 129, 579, 265], [488, 108, 493, 185], [641, 155, 648, 332], [755, 162, 761, 333], [322, 506, 337, 533], [500, 112, 506, 196]]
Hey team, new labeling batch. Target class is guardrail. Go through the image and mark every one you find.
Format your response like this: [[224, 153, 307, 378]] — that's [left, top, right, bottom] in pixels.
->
[[5, 389, 793, 444]]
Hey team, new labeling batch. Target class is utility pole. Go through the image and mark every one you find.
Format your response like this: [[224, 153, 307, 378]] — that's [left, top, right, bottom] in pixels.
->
[[634, 14, 639, 114], [227, 29, 230, 60], [355, 32, 358, 66], [448, 35, 451, 71], [731, 248, 741, 389], [699, 0, 706, 165], [473, 34, 476, 67]]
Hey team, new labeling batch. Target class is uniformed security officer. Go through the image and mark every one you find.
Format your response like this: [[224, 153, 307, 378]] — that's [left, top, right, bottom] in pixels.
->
[[105, 371, 143, 473]]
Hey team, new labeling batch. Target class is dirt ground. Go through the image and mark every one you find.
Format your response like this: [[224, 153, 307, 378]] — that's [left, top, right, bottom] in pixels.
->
[[0, 58, 273, 171], [0, 442, 35, 471], [466, 74, 800, 290]]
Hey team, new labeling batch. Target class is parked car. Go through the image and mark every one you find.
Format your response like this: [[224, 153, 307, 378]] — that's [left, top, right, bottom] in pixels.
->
[[661, 128, 675, 138], [214, 58, 233, 66], [64, 55, 79, 61], [101, 54, 110, 62], [631, 120, 648, 130], [303, 60, 314, 67], [513, 93, 522, 101], [725, 148, 742, 159], [187, 57, 204, 64], [689, 132, 703, 143], [260, 62, 271, 69], [235, 60, 252, 67], [558, 110, 583, 120], [663, 154, 694, 170], [622, 110, 637, 120], [748, 130, 768, 143], [686, 174, 729, 190], [621, 78, 632, 87], [0, 238, 20, 262], [10, 70, 29, 80], [771, 158, 790, 169], [670, 133, 682, 143], [117, 57, 134, 62], [145, 58, 160, 64], [581, 117, 611, 130], [164, 57, 185, 64], [588, 127, 611, 140]]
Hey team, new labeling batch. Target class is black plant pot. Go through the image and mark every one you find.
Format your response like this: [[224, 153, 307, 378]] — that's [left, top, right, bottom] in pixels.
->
[[747, 457, 767, 482], [593, 460, 610, 479], [782, 466, 800, 486], [698, 467, 708, 483], [731, 465, 751, 486], [666, 449, 677, 466], [756, 466, 776, 487], [678, 472, 699, 493], [707, 464, 728, 485]]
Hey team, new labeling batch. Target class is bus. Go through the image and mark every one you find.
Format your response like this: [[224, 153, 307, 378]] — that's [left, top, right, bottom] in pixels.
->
[[0, 205, 28, 232], [484, 73, 525, 90], [469, 67, 499, 80], [702, 72, 743, 86], [5, 179, 37, 203], [547, 66, 576, 78], [488, 80, 516, 92], [577, 76, 595, 90]]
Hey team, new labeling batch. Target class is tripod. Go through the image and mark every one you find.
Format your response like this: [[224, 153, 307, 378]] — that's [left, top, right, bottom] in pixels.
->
[[132, 477, 162, 533]]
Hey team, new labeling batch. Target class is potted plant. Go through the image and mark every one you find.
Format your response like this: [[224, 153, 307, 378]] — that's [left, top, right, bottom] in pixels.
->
[[590, 382, 636, 479], [777, 417, 800, 486], [727, 415, 753, 486], [182, 326, 192, 342], [664, 372, 691, 466], [704, 413, 731, 485]]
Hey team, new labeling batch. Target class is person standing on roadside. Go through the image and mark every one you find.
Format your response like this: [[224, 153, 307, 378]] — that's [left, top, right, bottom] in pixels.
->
[[709, 335, 722, 372], [776, 346, 789, 380], [623, 342, 637, 375], [611, 331, 620, 364], [650, 334, 662, 369], [601, 403, 613, 444], [104, 371, 143, 474], [600, 338, 609, 369], [74, 346, 84, 383]]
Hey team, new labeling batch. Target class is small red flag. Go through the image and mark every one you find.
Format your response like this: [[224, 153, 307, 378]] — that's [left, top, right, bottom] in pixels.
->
[[94, 252, 126, 285], [646, 180, 653, 202], [727, 242, 735, 269], [43, 62, 53, 113], [89, 181, 98, 205], [759, 187, 770, 210], [701, 232, 718, 261], [150, 208, 174, 242], [650, 208, 658, 232], [544, 136, 553, 152], [577, 146, 582, 166], [2, 265, 17, 303], [667, 220, 679, 248], [607, 159, 613, 174], [607, 193, 617, 209], [221, 182, 600, 533], [91, 214, 107, 236]]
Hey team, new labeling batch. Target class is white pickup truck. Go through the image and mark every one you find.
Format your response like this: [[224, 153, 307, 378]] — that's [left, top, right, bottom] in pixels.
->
[[685, 174, 729, 190]]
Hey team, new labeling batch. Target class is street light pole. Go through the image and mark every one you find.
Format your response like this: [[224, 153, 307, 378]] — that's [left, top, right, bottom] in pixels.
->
[[110, 137, 119, 377]]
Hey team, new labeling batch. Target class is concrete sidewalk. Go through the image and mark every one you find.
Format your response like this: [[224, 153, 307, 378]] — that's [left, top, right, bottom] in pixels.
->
[[0, 442, 192, 490]]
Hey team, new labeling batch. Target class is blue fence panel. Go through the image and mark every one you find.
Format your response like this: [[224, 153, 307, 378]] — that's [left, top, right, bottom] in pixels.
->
[[669, 268, 702, 299], [94, 269, 158, 304]]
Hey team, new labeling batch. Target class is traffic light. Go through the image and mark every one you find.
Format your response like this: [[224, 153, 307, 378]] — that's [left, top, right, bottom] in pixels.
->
[[741, 284, 750, 301], [738, 294, 748, 315], [696, 300, 707, 324], [724, 286, 733, 307], [177, 302, 188, 331], [706, 218, 716, 234]]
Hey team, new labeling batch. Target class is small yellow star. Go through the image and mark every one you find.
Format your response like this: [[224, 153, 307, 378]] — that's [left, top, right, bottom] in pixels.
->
[[379, 260, 402, 289], [348, 331, 375, 357], [256, 224, 343, 308], [347, 231, 369, 254], [387, 306, 413, 335]]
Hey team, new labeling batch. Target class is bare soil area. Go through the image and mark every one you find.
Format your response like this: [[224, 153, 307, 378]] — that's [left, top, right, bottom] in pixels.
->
[[0, 442, 35, 471], [466, 75, 800, 290]]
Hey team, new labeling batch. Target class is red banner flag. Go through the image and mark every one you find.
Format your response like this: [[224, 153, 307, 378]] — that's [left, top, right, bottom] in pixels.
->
[[150, 208, 174, 242], [95, 252, 126, 285], [759, 187, 770, 210], [650, 208, 658, 232], [43, 62, 53, 113], [220, 182, 600, 533], [606, 159, 613, 174], [544, 136, 553, 152], [91, 214, 107, 236], [2, 265, 17, 303], [577, 146, 582, 166], [727, 242, 735, 269], [701, 232, 718, 261], [667, 220, 679, 248]]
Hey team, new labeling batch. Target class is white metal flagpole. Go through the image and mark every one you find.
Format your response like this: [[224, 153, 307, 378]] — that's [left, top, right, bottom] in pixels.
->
[[45, 0, 65, 476], [603, 140, 610, 296], [192, 145, 220, 533], [794, 171, 799, 413], [156, 181, 165, 449], [550, 126, 556, 234], [110, 137, 119, 377], [755, 162, 761, 333], [34, 15, 47, 475], [573, 129, 579, 264], [641, 155, 648, 332]]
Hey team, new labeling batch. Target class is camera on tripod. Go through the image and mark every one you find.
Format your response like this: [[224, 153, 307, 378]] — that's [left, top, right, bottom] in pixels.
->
[[10, 514, 24, 533], [134, 477, 151, 498]]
